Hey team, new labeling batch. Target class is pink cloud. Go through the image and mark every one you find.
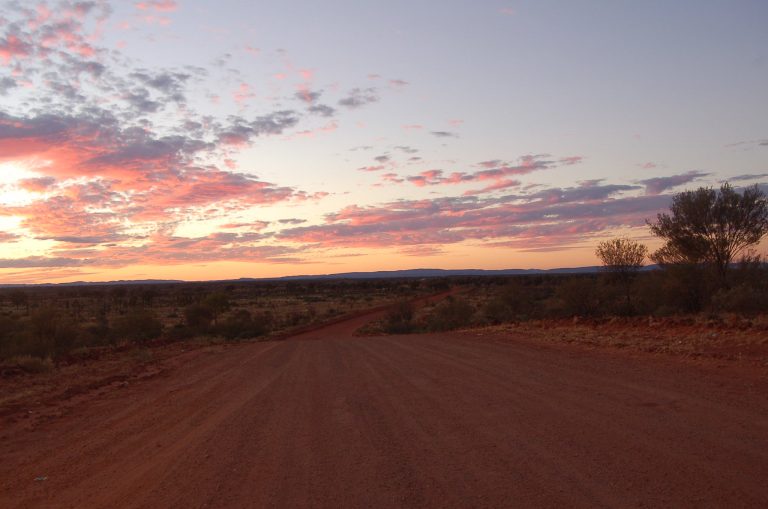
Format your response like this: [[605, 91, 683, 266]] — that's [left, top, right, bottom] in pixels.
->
[[463, 179, 521, 196], [277, 183, 661, 252], [389, 154, 582, 193], [0, 34, 34, 64], [233, 83, 256, 105], [18, 176, 57, 192], [135, 0, 178, 12]]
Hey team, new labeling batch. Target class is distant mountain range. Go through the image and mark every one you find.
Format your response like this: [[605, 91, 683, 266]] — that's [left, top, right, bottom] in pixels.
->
[[0, 265, 662, 288], [247, 266, 612, 281]]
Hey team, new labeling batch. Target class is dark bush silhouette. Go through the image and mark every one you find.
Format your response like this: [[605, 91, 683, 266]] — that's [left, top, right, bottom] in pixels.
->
[[483, 281, 537, 323], [217, 309, 271, 340], [112, 309, 163, 343], [555, 277, 601, 317], [383, 300, 416, 334], [26, 307, 80, 359], [202, 292, 230, 325], [185, 302, 215, 333], [426, 296, 474, 331]]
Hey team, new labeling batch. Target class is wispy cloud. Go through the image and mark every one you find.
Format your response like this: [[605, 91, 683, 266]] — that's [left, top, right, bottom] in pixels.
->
[[637, 170, 709, 195]]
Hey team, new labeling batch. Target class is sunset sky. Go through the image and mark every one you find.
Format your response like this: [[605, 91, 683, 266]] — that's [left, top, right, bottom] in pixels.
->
[[0, 0, 766, 283]]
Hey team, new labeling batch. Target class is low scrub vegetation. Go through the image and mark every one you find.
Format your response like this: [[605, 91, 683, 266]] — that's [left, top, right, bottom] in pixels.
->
[[0, 279, 440, 365]]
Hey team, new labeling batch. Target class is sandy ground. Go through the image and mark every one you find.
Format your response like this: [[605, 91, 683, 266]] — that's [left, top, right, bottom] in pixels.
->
[[1, 310, 767, 508]]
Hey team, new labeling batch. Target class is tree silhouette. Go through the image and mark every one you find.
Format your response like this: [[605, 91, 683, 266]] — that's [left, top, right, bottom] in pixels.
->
[[595, 237, 648, 312], [648, 183, 768, 284]]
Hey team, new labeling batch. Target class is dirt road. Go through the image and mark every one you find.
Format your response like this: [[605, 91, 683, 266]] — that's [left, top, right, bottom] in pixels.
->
[[2, 313, 767, 508]]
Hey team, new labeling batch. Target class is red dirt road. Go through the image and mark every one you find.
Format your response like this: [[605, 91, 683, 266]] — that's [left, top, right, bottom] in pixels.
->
[[2, 313, 768, 508]]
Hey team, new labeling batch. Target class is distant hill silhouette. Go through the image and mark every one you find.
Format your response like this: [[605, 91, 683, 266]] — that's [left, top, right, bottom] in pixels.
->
[[0, 265, 662, 287]]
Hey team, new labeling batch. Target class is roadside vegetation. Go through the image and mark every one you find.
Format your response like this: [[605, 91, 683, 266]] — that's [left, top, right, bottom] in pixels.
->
[[0, 279, 441, 371], [366, 183, 768, 335]]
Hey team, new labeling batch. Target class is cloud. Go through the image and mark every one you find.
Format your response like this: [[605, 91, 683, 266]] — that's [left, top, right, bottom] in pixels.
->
[[385, 154, 584, 193], [307, 104, 336, 117], [729, 173, 768, 182], [725, 139, 768, 149], [294, 89, 322, 104], [0, 232, 20, 243], [0, 76, 17, 94], [135, 1, 178, 12], [18, 176, 57, 192], [338, 87, 379, 109], [277, 182, 661, 251], [637, 170, 709, 195], [0, 256, 86, 268]]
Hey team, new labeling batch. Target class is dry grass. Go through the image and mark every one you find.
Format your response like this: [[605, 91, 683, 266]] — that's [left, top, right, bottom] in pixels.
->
[[468, 314, 768, 365]]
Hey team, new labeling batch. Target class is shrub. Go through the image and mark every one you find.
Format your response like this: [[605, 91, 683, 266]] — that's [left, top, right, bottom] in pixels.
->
[[0, 314, 20, 359], [112, 309, 163, 343], [26, 307, 80, 359], [656, 264, 715, 314], [554, 277, 601, 317], [9, 355, 54, 373], [185, 302, 215, 332], [426, 296, 474, 331], [165, 323, 195, 341], [202, 292, 230, 325], [482, 282, 537, 323], [711, 285, 768, 315], [217, 309, 271, 340], [383, 300, 416, 334]]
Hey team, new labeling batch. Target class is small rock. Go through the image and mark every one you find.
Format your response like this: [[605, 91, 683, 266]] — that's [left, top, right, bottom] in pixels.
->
[[34, 476, 47, 482]]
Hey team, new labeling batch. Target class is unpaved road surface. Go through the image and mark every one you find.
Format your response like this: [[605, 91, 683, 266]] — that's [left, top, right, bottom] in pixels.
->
[[2, 312, 767, 508]]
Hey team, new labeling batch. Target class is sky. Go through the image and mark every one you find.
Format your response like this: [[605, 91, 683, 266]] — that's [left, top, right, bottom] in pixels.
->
[[0, 0, 766, 284]]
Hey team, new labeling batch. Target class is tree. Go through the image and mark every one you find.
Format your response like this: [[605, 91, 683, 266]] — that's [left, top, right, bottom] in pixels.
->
[[595, 238, 648, 312], [647, 183, 768, 284]]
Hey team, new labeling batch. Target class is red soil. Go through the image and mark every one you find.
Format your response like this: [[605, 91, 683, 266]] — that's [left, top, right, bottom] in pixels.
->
[[1, 311, 767, 508]]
